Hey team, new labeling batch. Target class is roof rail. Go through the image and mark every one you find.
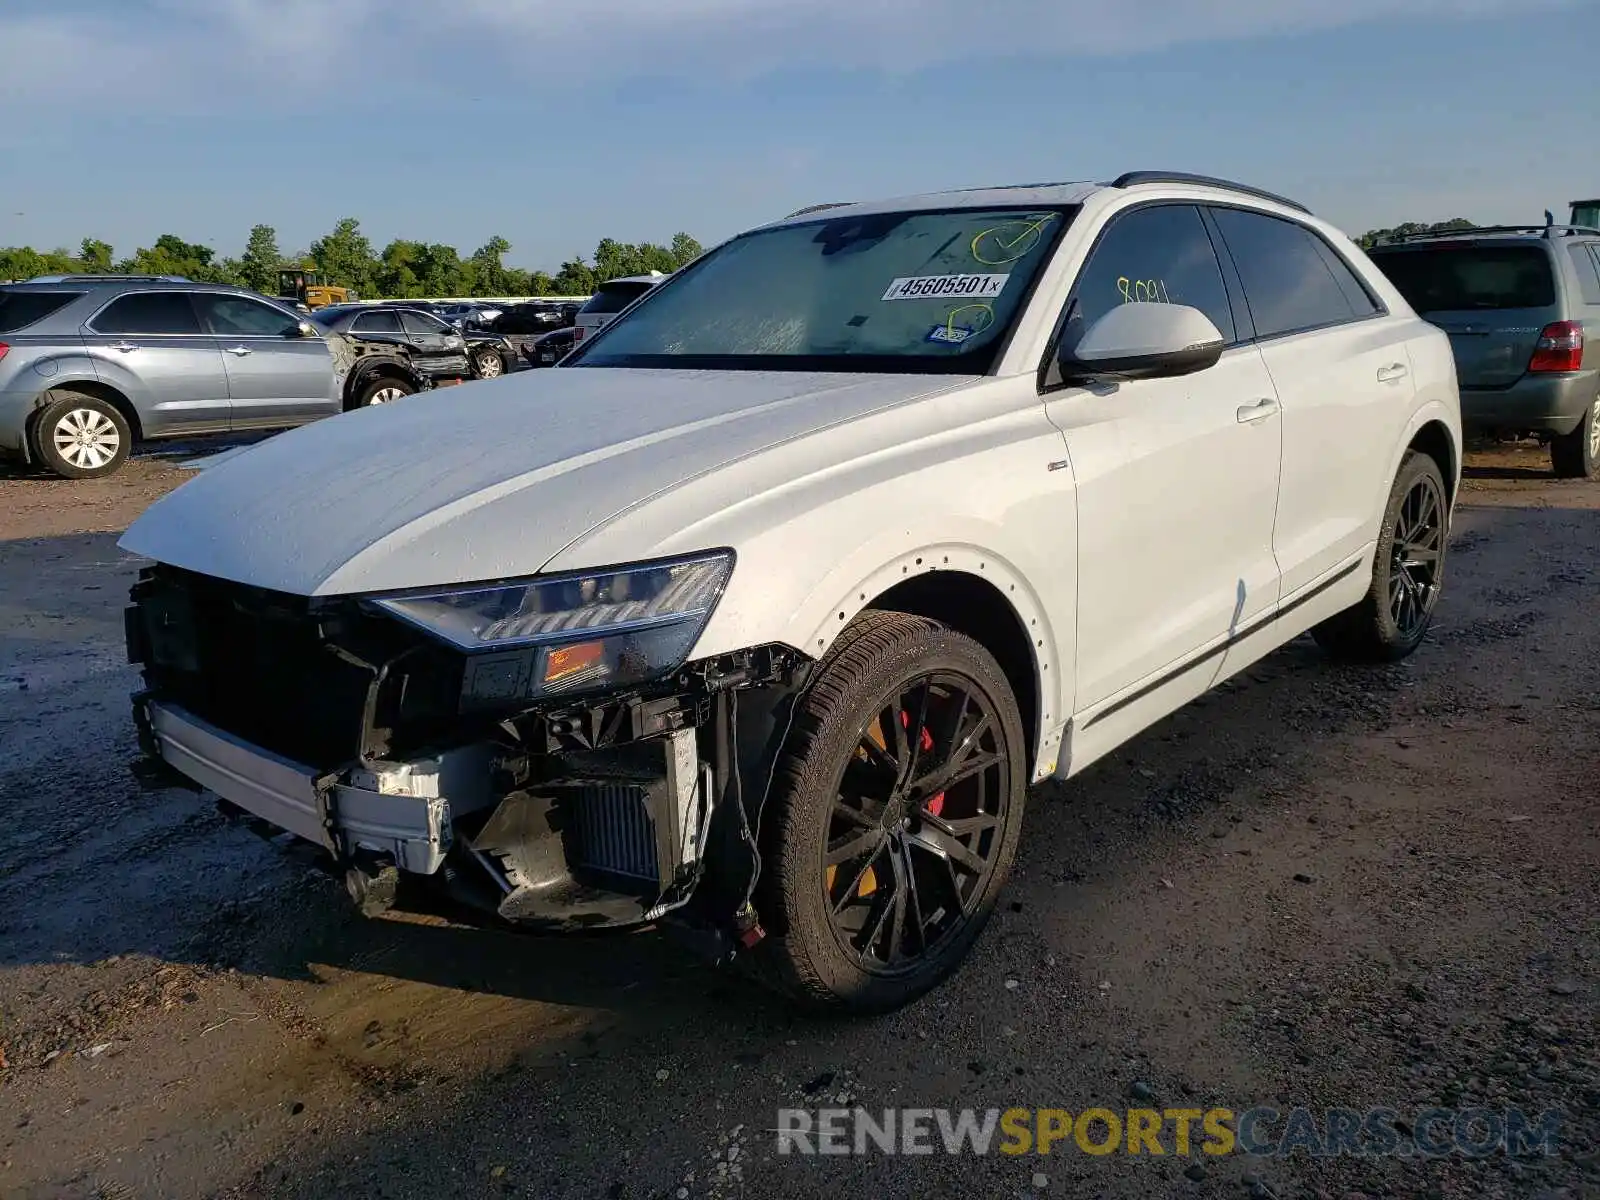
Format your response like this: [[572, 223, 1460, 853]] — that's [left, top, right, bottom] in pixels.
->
[[784, 202, 853, 218], [1374, 224, 1600, 246], [1108, 171, 1312, 215]]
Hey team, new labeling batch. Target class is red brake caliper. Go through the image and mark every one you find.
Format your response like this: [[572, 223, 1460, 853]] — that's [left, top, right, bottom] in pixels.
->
[[901, 710, 944, 817]]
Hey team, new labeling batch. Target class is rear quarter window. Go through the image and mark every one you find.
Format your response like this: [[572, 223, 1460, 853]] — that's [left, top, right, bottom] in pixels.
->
[[1367, 245, 1556, 311], [0, 289, 82, 333], [1568, 245, 1600, 305]]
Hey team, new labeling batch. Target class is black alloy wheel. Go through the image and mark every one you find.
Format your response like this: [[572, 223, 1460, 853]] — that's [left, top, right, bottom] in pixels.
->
[[753, 611, 1027, 1013], [1314, 450, 1449, 662], [823, 672, 1011, 973]]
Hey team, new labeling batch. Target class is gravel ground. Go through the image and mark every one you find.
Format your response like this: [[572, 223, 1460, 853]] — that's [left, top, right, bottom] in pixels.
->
[[0, 439, 1594, 1200]]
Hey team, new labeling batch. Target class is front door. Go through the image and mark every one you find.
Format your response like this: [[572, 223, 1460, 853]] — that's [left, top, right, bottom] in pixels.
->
[[194, 293, 336, 429], [80, 291, 230, 436], [1041, 203, 1284, 715]]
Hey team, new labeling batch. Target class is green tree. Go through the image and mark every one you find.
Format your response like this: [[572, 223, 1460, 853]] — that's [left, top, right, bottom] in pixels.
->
[[551, 256, 597, 296], [79, 238, 114, 272], [238, 223, 284, 294], [467, 235, 512, 296], [669, 232, 704, 267], [309, 217, 377, 293]]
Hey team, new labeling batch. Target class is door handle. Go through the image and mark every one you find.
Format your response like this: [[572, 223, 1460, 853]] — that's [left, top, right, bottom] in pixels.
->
[[108, 341, 140, 353], [1237, 397, 1280, 424], [1377, 363, 1409, 383], [224, 345, 253, 357]]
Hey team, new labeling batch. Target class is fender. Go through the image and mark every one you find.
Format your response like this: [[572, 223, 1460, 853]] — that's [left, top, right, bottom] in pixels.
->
[[1388, 396, 1464, 506], [21, 357, 106, 412], [792, 537, 1072, 781]]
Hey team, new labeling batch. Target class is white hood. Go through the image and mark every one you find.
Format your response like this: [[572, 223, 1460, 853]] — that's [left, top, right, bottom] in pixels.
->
[[119, 367, 964, 596]]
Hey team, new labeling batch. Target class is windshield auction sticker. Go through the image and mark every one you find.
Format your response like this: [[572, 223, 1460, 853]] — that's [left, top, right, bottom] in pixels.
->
[[881, 273, 1009, 301]]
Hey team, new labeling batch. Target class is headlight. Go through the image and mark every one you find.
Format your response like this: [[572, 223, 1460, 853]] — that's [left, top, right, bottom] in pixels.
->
[[369, 552, 733, 708]]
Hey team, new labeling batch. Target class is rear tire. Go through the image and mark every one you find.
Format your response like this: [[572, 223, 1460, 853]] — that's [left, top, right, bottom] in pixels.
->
[[472, 349, 505, 380], [350, 375, 416, 410], [1313, 450, 1448, 662], [752, 611, 1027, 1013], [1550, 397, 1600, 479], [31, 391, 132, 479]]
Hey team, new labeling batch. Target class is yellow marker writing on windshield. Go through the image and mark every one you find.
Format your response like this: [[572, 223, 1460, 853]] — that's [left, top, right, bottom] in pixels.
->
[[944, 303, 996, 338], [971, 215, 1057, 266]]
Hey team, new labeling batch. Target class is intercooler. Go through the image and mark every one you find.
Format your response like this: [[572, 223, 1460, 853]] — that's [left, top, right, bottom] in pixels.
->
[[466, 730, 710, 929]]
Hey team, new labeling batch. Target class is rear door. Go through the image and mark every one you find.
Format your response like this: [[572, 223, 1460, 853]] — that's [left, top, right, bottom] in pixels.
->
[[1210, 207, 1416, 598], [195, 292, 336, 429], [1366, 242, 1558, 389], [82, 291, 231, 434]]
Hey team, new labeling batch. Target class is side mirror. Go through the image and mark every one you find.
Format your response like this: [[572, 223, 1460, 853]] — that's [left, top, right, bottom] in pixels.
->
[[1060, 303, 1225, 383], [295, 321, 319, 339]]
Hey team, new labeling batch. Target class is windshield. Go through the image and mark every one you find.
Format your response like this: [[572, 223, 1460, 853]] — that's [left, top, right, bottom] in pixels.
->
[[569, 206, 1075, 373], [1369, 244, 1555, 311]]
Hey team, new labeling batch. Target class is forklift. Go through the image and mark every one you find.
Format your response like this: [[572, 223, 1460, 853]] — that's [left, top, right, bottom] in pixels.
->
[[278, 268, 354, 311]]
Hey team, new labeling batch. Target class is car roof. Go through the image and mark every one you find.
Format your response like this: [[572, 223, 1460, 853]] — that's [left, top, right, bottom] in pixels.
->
[[753, 173, 1317, 233]]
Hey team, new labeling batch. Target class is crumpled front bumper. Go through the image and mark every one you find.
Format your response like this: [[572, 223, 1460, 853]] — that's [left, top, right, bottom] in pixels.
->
[[137, 697, 489, 875], [135, 694, 711, 930]]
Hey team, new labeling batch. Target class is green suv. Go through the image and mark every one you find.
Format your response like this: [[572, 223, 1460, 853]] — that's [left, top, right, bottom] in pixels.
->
[[1368, 222, 1600, 477]]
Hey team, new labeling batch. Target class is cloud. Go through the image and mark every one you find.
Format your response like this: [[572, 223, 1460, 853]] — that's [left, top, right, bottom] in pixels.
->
[[0, 0, 1576, 116]]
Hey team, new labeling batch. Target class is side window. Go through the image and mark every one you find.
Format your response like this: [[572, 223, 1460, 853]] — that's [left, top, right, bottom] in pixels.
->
[[91, 292, 201, 335], [1210, 209, 1362, 338], [353, 310, 402, 334], [400, 310, 447, 336], [1061, 204, 1236, 358], [198, 294, 299, 337], [1312, 240, 1384, 317], [1569, 245, 1600, 305]]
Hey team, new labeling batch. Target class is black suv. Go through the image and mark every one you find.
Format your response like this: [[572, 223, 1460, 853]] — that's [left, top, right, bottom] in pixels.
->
[[1368, 222, 1600, 477]]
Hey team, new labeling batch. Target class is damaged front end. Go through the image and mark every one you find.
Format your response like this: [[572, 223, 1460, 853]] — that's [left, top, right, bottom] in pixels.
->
[[124, 558, 808, 947]]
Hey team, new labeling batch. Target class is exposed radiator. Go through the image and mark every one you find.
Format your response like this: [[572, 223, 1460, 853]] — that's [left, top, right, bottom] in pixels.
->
[[567, 781, 659, 884]]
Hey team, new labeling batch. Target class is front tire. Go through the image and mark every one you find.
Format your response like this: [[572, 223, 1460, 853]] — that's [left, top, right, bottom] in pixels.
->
[[32, 391, 132, 479], [1313, 450, 1448, 662], [1550, 397, 1600, 479], [472, 349, 505, 380], [753, 611, 1027, 1013]]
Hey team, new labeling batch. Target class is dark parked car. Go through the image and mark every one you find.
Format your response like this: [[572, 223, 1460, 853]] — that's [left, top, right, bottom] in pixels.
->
[[310, 304, 473, 381], [489, 302, 573, 336], [521, 325, 577, 368]]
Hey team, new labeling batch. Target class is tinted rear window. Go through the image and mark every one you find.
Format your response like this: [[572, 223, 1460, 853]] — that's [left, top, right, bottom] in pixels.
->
[[0, 289, 81, 333], [580, 281, 653, 315], [1368, 245, 1555, 311]]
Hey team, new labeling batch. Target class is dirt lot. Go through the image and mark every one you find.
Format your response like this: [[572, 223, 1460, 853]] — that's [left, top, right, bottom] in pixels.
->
[[0, 441, 1595, 1200]]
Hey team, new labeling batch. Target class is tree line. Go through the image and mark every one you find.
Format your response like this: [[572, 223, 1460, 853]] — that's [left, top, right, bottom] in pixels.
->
[[1354, 218, 1475, 248], [0, 219, 706, 298]]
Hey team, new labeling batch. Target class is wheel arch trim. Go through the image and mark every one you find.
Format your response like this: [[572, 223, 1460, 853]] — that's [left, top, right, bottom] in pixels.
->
[[796, 543, 1069, 781]]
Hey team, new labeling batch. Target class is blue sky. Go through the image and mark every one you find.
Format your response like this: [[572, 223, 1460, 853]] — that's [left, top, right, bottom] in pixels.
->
[[1, 0, 1595, 271]]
